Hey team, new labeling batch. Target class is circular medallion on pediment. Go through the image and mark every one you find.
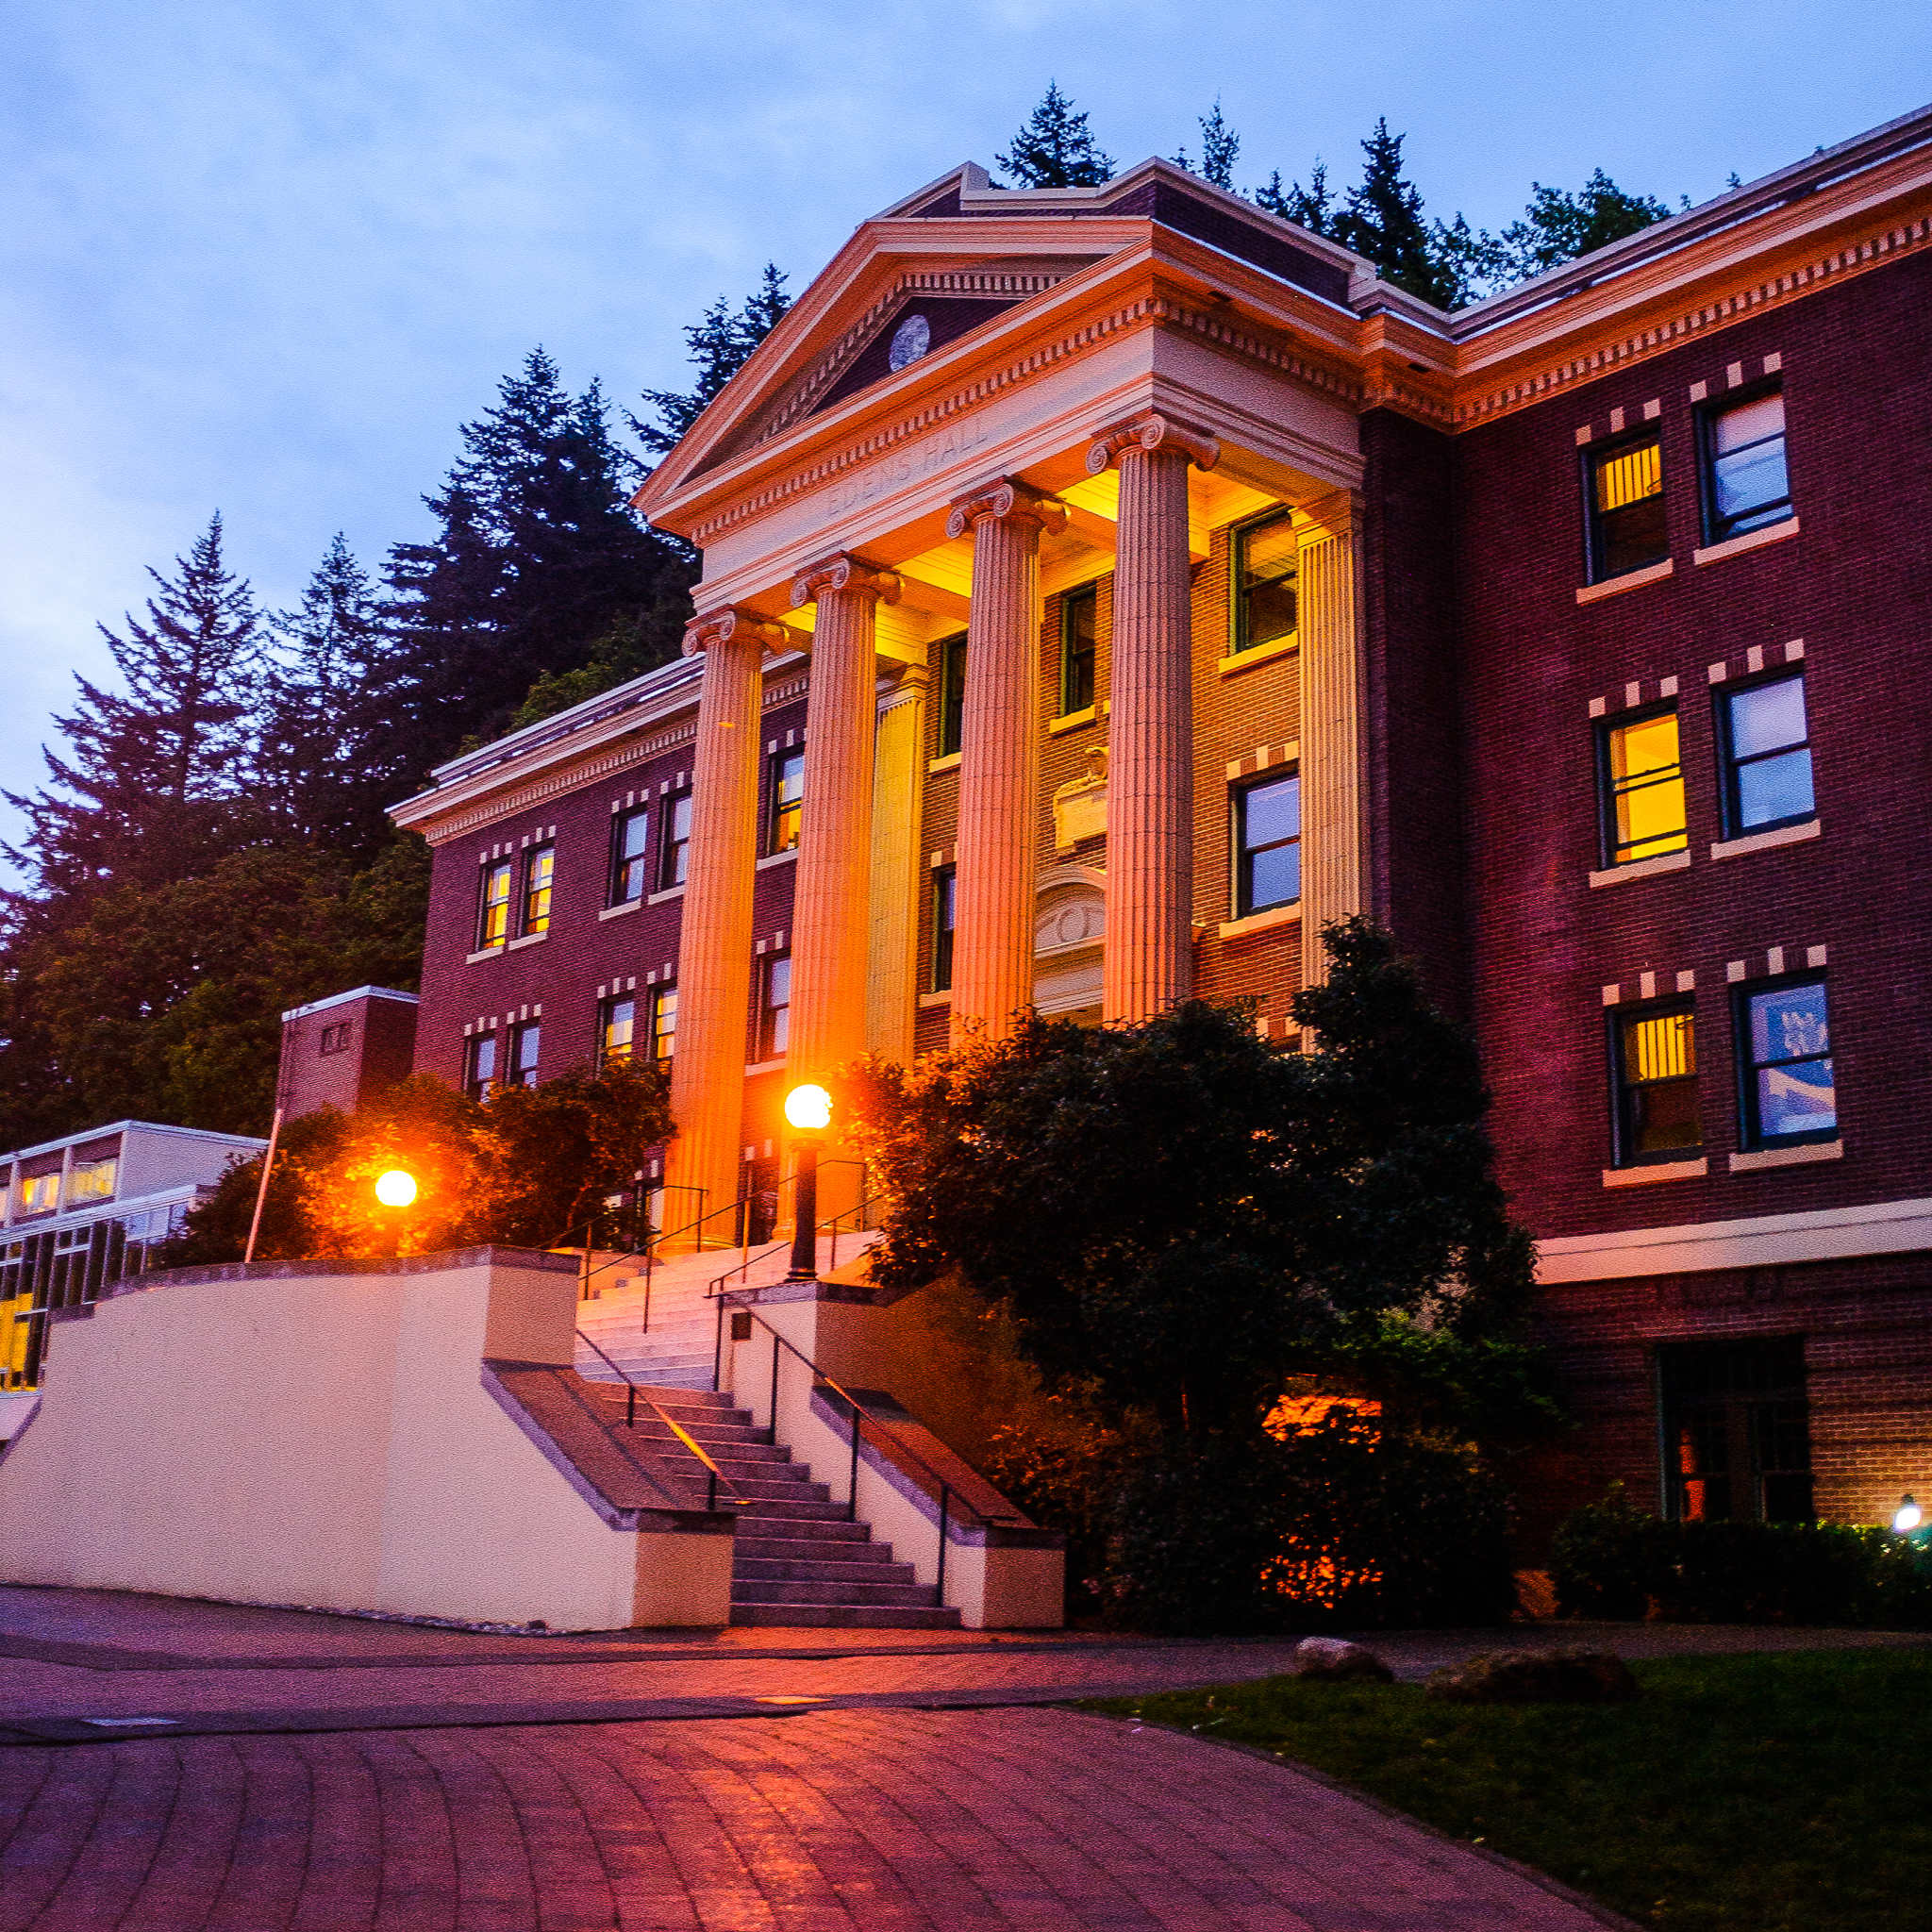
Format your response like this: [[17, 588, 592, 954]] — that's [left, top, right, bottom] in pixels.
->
[[888, 313, 931, 372]]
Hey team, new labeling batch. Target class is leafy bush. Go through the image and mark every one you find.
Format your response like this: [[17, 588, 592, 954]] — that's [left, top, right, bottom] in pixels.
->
[[1105, 1413, 1517, 1636], [1552, 1489, 1932, 1628]]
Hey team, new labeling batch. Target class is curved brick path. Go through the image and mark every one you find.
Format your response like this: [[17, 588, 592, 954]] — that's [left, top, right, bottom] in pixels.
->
[[0, 1707, 1611, 1932]]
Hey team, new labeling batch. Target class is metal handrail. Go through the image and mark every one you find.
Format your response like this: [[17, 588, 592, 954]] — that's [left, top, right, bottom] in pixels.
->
[[575, 1328, 748, 1511], [714, 1302, 1028, 1606], [703, 1167, 875, 1301]]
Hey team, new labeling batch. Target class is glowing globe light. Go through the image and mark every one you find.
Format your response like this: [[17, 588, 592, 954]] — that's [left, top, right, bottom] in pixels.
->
[[1893, 1494, 1923, 1534], [784, 1084, 833, 1132], [374, 1170, 418, 1208]]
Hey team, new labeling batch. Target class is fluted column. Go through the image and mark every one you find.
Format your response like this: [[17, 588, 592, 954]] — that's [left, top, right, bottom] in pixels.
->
[[1087, 412, 1220, 1024], [946, 479, 1067, 1041], [665, 606, 788, 1248], [866, 664, 928, 1064], [1296, 491, 1368, 991], [787, 554, 900, 1091]]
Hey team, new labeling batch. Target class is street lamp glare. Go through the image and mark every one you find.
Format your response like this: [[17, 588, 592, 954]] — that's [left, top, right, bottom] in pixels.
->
[[375, 1170, 418, 1208], [1893, 1493, 1923, 1534], [784, 1084, 833, 1132]]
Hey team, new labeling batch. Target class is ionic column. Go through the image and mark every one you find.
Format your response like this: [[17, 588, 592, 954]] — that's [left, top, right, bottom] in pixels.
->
[[945, 479, 1067, 1041], [1295, 491, 1368, 991], [866, 664, 928, 1065], [786, 554, 901, 1093], [665, 606, 789, 1248], [1087, 412, 1220, 1024]]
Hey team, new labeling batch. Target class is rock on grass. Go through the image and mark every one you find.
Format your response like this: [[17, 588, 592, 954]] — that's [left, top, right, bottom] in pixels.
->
[[1425, 1649, 1641, 1704]]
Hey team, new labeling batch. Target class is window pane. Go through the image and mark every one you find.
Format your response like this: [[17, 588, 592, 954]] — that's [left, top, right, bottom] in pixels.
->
[[1728, 678, 1807, 758], [1598, 494, 1668, 576], [941, 637, 967, 755], [1736, 746, 1814, 827], [1238, 514, 1298, 650], [1757, 1059, 1836, 1138], [1242, 774, 1300, 851], [1712, 442, 1790, 525], [524, 848, 553, 933], [1624, 1010, 1695, 1082], [1608, 712, 1677, 784], [1712, 392, 1784, 455], [1749, 982, 1829, 1065], [652, 986, 677, 1064], [603, 998, 635, 1064], [1247, 842, 1301, 910], [1594, 438, 1660, 512], [767, 957, 791, 1008], [663, 793, 691, 889], [1607, 712, 1686, 861], [772, 751, 804, 852]]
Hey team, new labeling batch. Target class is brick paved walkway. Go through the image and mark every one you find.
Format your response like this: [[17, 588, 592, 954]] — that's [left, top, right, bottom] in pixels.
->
[[6, 1585, 1919, 1929]]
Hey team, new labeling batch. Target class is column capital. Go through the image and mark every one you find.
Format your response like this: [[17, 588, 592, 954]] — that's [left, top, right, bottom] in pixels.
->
[[681, 607, 794, 658], [944, 477, 1069, 541], [1085, 410, 1221, 476], [788, 553, 902, 609]]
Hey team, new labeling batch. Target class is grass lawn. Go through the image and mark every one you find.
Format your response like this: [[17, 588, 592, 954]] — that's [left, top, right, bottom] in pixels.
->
[[1083, 1649, 1931, 1932]]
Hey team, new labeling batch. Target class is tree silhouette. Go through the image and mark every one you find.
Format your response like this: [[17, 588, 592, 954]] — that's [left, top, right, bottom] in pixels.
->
[[996, 82, 1115, 188]]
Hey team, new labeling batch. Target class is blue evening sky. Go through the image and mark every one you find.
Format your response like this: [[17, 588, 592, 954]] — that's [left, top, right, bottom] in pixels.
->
[[3, 0, 1924, 880]]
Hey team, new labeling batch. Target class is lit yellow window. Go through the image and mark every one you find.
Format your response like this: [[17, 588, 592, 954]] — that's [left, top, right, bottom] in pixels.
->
[[1604, 710, 1687, 864], [1595, 440, 1661, 514], [18, 1174, 60, 1214], [69, 1159, 116, 1202], [523, 847, 554, 935], [478, 861, 512, 946]]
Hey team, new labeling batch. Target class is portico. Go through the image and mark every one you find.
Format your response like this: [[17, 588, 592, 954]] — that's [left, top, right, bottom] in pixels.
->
[[638, 161, 1379, 1241]]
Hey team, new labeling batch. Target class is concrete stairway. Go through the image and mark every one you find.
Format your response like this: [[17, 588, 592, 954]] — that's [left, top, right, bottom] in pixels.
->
[[573, 1232, 881, 1391], [577, 1380, 958, 1629]]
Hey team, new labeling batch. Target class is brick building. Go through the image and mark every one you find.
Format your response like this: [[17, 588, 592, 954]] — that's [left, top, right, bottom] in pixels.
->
[[387, 107, 1932, 1542]]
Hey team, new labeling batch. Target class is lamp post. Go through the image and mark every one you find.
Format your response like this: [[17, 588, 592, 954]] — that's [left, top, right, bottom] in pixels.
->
[[784, 1085, 832, 1282], [1893, 1493, 1923, 1535]]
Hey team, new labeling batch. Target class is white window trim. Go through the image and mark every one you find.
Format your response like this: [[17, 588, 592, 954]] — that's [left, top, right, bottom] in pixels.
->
[[1217, 633, 1298, 676], [1575, 558, 1674, 605], [757, 848, 799, 871], [647, 884, 686, 906], [1602, 1158, 1707, 1187], [1693, 514, 1799, 568], [508, 931, 547, 952], [1218, 904, 1300, 940], [1589, 849, 1690, 890], [1729, 1140, 1842, 1173], [464, 943, 506, 965], [599, 899, 642, 922], [1711, 818, 1820, 860]]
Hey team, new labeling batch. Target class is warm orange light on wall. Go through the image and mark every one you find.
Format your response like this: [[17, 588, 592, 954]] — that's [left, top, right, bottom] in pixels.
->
[[784, 1084, 833, 1132], [374, 1170, 419, 1208]]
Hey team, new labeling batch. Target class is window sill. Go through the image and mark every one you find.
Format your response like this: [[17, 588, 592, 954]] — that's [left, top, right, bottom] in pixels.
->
[[918, 990, 953, 1008], [1711, 819, 1819, 860], [1694, 514, 1799, 568], [465, 943, 507, 965], [1049, 707, 1098, 737], [508, 931, 548, 951], [1218, 903, 1301, 940], [927, 752, 961, 774], [743, 1058, 788, 1078], [1729, 1140, 1842, 1173], [1575, 558, 1674, 605], [1217, 634, 1297, 676], [599, 899, 642, 922], [1589, 849, 1690, 890], [647, 884, 686, 906], [757, 849, 799, 871], [1603, 1158, 1707, 1187]]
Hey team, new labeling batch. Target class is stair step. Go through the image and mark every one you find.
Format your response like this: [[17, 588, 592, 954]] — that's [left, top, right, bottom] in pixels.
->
[[735, 1557, 917, 1586], [728, 1603, 961, 1629], [740, 1498, 859, 1522], [732, 1578, 941, 1607], [729, 1476, 831, 1502], [735, 1529, 888, 1558]]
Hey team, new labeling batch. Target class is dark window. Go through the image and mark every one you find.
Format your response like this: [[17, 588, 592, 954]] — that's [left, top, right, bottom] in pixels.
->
[[1234, 771, 1300, 916], [938, 635, 967, 757], [1701, 387, 1790, 543], [932, 866, 957, 992], [477, 859, 513, 948], [1233, 510, 1298, 653], [1585, 432, 1667, 581], [650, 984, 677, 1067], [1059, 586, 1097, 715], [1719, 671, 1814, 835], [508, 1021, 541, 1090], [769, 749, 804, 854], [1599, 707, 1687, 866], [659, 791, 692, 891], [521, 845, 554, 936], [318, 1021, 352, 1057], [1659, 1337, 1812, 1523], [464, 1032, 498, 1103], [600, 996, 635, 1069], [610, 808, 650, 905], [1612, 1004, 1700, 1164], [1738, 975, 1835, 1147], [758, 955, 791, 1062]]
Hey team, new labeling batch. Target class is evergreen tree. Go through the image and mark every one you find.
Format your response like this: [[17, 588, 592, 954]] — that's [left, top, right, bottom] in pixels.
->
[[380, 349, 694, 780], [1256, 158, 1334, 236], [634, 265, 791, 456], [1198, 100, 1240, 191], [263, 534, 395, 858], [1431, 169, 1674, 306], [5, 512, 267, 908], [996, 82, 1115, 189], [1332, 120, 1457, 307]]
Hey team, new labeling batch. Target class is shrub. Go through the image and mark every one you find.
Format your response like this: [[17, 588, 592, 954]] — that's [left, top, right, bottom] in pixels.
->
[[1552, 1491, 1932, 1628]]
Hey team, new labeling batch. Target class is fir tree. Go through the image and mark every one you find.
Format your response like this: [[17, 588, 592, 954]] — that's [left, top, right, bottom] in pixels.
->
[[1333, 120, 1457, 307], [1257, 161, 1334, 237], [381, 349, 694, 778], [263, 534, 395, 858], [1431, 169, 1674, 306], [1198, 99, 1240, 191], [635, 265, 791, 456], [6, 512, 267, 907], [996, 82, 1114, 189]]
